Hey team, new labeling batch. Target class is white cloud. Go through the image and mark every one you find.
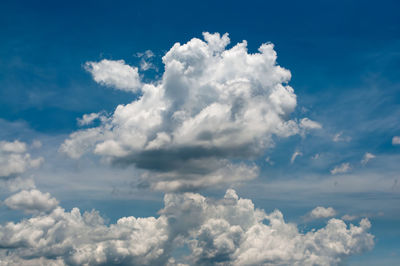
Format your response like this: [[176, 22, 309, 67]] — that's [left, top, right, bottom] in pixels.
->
[[4, 189, 59, 214], [0, 140, 44, 178], [85, 59, 142, 92], [361, 152, 376, 165], [137, 50, 157, 71], [77, 112, 107, 126], [333, 132, 351, 142], [330, 162, 351, 175], [392, 136, 400, 145], [0, 188, 374, 265], [290, 150, 302, 164], [309, 206, 337, 219], [62, 32, 318, 191], [300, 117, 322, 130]]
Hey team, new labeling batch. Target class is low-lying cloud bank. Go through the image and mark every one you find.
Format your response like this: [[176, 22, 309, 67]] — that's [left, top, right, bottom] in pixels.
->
[[61, 32, 320, 191], [0, 188, 373, 266]]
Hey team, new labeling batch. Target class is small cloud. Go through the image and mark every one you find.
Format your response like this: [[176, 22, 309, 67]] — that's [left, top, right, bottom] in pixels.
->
[[265, 156, 274, 165], [136, 50, 157, 71], [311, 153, 320, 160], [308, 206, 337, 220], [361, 152, 376, 165], [333, 132, 351, 142], [330, 162, 351, 175], [77, 112, 107, 126], [290, 151, 302, 164], [392, 136, 400, 145], [85, 59, 142, 92]]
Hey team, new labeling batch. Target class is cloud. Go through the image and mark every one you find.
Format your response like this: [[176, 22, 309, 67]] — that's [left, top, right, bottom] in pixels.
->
[[4, 189, 59, 214], [85, 59, 142, 92], [308, 206, 337, 220], [361, 152, 376, 165], [0, 140, 44, 178], [330, 162, 351, 175], [0, 188, 374, 265], [299, 117, 322, 131], [392, 136, 400, 145], [290, 150, 302, 164], [77, 112, 107, 126], [137, 50, 157, 71], [333, 132, 351, 142], [61, 32, 318, 191]]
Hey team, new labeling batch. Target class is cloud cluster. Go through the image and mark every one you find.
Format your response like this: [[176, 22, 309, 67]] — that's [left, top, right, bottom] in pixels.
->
[[61, 32, 320, 191], [0, 188, 373, 265], [0, 140, 43, 178]]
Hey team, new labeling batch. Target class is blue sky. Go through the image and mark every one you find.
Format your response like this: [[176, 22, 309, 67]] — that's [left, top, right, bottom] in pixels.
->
[[0, 0, 399, 265]]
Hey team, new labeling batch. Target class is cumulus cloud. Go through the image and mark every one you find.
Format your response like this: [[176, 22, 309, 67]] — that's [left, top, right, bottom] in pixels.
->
[[0, 189, 374, 265], [4, 189, 59, 214], [61, 32, 319, 191], [85, 59, 142, 92], [0, 140, 44, 178], [308, 206, 337, 220], [392, 136, 400, 145], [330, 163, 351, 175], [361, 152, 376, 165]]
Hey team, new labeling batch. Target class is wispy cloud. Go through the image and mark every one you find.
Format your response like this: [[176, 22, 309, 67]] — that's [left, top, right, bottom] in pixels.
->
[[330, 162, 351, 175], [361, 152, 376, 165]]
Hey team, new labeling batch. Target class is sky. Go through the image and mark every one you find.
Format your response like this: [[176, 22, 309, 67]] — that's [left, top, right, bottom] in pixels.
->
[[0, 0, 399, 265]]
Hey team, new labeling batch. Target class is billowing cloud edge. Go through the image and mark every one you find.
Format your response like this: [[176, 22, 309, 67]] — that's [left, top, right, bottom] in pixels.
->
[[0, 188, 373, 266]]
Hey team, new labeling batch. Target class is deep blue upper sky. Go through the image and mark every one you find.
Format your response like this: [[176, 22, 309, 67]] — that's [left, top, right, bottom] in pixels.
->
[[1, 1, 400, 265], [1, 0, 399, 133]]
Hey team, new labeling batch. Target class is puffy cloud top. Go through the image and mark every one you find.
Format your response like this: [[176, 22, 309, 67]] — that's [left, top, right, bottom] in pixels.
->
[[4, 189, 59, 214], [0, 188, 373, 265], [61, 32, 320, 191], [85, 59, 142, 92], [309, 206, 337, 220], [0, 140, 43, 178]]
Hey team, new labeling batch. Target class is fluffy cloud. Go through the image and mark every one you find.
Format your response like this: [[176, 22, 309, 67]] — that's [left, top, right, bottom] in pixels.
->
[[0, 189, 374, 265], [308, 206, 337, 220], [0, 140, 44, 178], [392, 136, 400, 145], [330, 162, 351, 175], [4, 189, 59, 214], [361, 152, 376, 165], [85, 59, 142, 92], [61, 32, 320, 191]]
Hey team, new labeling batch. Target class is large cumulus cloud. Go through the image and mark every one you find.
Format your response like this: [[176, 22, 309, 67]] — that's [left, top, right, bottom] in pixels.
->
[[61, 32, 320, 191], [0, 188, 373, 266]]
